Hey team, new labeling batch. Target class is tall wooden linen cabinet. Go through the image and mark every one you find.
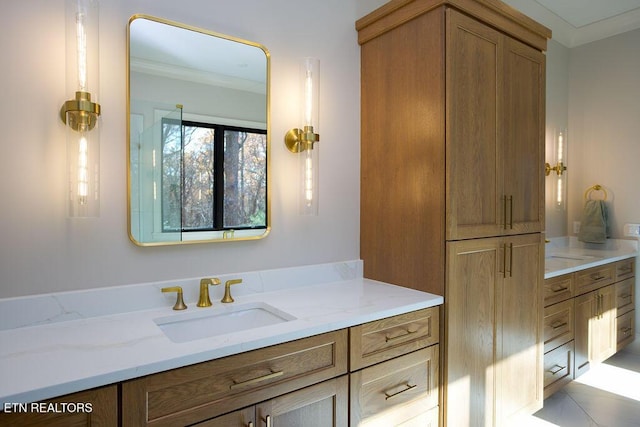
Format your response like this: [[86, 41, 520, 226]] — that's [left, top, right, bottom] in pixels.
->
[[357, 1, 550, 426]]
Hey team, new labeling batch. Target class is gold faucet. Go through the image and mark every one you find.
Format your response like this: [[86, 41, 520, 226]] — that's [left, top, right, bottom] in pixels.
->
[[161, 286, 187, 310], [197, 278, 221, 307], [221, 279, 242, 303]]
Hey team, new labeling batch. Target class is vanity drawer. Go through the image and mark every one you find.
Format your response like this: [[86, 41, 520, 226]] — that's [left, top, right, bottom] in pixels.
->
[[349, 306, 439, 371], [617, 310, 635, 351], [616, 277, 635, 316], [543, 341, 574, 399], [544, 299, 574, 353], [122, 330, 347, 427], [350, 345, 439, 426], [543, 273, 574, 306], [615, 258, 635, 281], [575, 264, 615, 296]]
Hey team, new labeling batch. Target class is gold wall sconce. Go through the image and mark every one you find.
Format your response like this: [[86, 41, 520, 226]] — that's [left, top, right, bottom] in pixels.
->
[[545, 129, 567, 177], [285, 57, 320, 215], [545, 129, 567, 209], [60, 0, 101, 217]]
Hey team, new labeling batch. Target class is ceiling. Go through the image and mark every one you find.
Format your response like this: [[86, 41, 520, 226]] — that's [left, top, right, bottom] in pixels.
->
[[502, 0, 640, 47]]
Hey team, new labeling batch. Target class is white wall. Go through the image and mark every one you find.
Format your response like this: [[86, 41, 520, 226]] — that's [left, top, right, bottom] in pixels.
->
[[0, 0, 366, 298], [567, 28, 640, 238]]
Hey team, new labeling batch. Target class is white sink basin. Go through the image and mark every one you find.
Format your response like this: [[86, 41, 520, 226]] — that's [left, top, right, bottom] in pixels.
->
[[154, 302, 296, 343]]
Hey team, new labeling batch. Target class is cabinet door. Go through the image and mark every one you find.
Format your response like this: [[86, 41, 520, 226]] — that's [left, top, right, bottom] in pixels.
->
[[502, 37, 545, 235], [445, 237, 501, 427], [575, 285, 617, 378], [446, 9, 504, 240], [496, 233, 543, 424], [446, 234, 542, 426], [255, 376, 348, 427], [590, 285, 616, 364], [574, 291, 595, 377]]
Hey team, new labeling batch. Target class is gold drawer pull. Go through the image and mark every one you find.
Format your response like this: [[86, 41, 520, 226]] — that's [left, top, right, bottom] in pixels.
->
[[551, 284, 568, 293], [230, 370, 284, 390], [618, 266, 632, 272], [384, 383, 417, 400], [385, 329, 418, 343], [590, 274, 605, 281], [551, 321, 568, 330], [548, 364, 565, 375], [621, 327, 633, 334]]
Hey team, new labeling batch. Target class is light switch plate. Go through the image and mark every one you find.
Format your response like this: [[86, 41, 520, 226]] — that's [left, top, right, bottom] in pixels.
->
[[573, 221, 581, 234], [623, 223, 640, 237]]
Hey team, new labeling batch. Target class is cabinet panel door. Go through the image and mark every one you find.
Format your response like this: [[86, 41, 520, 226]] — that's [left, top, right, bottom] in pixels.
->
[[445, 237, 501, 427], [256, 376, 348, 427], [496, 233, 543, 424], [502, 38, 545, 234], [574, 291, 595, 377], [590, 285, 617, 364], [446, 9, 504, 240]]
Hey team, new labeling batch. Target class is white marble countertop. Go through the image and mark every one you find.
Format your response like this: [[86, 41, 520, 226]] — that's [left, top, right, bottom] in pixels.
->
[[545, 237, 639, 279], [0, 260, 443, 405]]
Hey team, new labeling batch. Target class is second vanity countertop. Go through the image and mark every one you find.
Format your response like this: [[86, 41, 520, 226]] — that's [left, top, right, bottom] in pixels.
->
[[0, 261, 443, 406], [545, 237, 638, 279]]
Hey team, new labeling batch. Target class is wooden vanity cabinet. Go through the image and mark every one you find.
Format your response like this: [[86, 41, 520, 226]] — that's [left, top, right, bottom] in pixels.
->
[[615, 264, 636, 350], [349, 307, 440, 426], [542, 272, 575, 399], [122, 330, 348, 426], [119, 307, 440, 427], [543, 258, 635, 397], [0, 385, 118, 427]]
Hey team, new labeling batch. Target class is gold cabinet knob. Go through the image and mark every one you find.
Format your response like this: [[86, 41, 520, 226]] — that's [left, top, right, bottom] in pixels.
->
[[198, 278, 221, 307], [161, 286, 187, 310], [221, 279, 242, 303]]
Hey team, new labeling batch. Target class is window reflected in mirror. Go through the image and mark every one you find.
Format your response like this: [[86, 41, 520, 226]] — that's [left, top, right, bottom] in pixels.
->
[[160, 119, 266, 233]]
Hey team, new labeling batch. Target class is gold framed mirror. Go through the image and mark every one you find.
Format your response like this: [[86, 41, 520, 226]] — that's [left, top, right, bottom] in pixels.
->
[[127, 15, 270, 245]]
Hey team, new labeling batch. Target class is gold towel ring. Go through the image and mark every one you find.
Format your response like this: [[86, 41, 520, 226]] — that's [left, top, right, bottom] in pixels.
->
[[584, 184, 607, 201]]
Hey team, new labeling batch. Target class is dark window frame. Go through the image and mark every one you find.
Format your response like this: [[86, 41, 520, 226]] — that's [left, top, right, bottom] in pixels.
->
[[161, 118, 267, 233]]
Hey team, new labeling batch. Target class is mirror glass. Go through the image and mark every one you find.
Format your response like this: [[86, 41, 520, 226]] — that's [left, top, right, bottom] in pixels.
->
[[128, 15, 270, 245]]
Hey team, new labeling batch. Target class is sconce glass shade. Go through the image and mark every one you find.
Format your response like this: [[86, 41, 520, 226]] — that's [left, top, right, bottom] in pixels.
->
[[554, 129, 567, 210], [63, 0, 100, 217], [284, 58, 320, 215], [302, 57, 319, 131]]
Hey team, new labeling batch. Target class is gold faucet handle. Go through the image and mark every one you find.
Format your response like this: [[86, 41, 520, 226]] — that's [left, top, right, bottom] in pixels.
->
[[161, 286, 187, 310], [221, 279, 242, 303], [197, 278, 221, 307]]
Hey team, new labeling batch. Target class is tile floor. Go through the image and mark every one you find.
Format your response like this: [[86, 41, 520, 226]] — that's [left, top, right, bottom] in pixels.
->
[[526, 338, 640, 427]]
